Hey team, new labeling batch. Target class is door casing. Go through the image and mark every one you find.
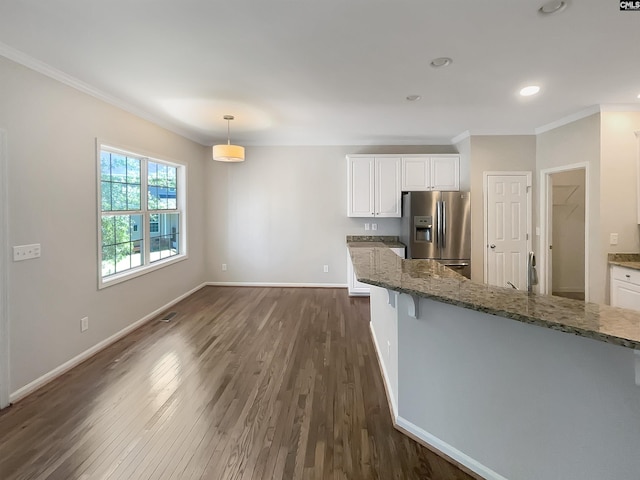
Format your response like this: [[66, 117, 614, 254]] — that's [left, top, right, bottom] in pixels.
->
[[539, 162, 590, 301], [0, 129, 9, 408]]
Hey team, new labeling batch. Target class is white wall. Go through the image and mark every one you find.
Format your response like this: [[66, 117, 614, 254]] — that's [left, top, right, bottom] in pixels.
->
[[469, 135, 537, 283], [551, 169, 586, 293], [0, 56, 208, 395], [205, 145, 459, 285], [369, 286, 398, 413]]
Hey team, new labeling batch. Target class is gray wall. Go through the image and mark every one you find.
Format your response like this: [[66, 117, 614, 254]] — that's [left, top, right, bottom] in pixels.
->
[[0, 56, 208, 393], [397, 296, 640, 480]]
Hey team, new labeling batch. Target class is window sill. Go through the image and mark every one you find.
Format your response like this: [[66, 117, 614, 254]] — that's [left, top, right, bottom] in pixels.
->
[[98, 253, 188, 290]]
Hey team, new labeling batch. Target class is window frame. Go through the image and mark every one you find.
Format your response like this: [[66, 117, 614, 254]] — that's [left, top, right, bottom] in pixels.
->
[[96, 140, 187, 289]]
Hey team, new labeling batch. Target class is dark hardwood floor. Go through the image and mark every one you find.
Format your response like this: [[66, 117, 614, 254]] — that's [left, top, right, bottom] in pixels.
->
[[0, 286, 474, 480]]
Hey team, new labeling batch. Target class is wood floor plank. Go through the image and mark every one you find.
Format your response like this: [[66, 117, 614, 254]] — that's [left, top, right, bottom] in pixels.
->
[[0, 286, 476, 480]]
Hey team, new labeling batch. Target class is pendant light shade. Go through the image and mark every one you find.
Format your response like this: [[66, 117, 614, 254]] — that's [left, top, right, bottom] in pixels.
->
[[213, 115, 245, 162]]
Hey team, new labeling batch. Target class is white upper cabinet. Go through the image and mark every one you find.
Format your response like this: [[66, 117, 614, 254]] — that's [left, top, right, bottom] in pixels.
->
[[401, 155, 460, 191], [347, 156, 401, 217]]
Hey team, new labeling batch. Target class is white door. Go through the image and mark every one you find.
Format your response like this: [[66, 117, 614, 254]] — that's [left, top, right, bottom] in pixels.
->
[[486, 174, 530, 289], [374, 157, 401, 217]]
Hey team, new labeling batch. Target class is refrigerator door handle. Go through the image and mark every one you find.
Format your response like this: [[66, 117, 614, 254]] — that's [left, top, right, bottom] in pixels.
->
[[436, 201, 442, 247], [441, 201, 446, 249]]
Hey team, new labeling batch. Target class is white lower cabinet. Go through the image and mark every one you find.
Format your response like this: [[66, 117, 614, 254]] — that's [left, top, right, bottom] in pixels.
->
[[348, 247, 405, 296], [610, 265, 640, 312]]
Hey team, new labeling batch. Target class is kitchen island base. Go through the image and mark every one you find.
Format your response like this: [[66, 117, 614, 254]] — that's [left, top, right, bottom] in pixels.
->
[[370, 286, 640, 480]]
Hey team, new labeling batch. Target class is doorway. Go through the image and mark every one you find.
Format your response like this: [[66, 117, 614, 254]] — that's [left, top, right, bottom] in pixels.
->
[[540, 163, 589, 301], [483, 172, 532, 289], [0, 129, 8, 408]]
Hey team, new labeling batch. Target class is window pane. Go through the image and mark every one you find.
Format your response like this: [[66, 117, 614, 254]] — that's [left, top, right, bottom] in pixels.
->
[[101, 216, 116, 246], [111, 154, 127, 182], [114, 216, 131, 244], [115, 243, 132, 273], [111, 183, 127, 211], [127, 185, 141, 210], [101, 152, 112, 182], [148, 162, 159, 185], [159, 187, 168, 210], [148, 186, 159, 210], [102, 245, 116, 277], [167, 167, 177, 188], [150, 213, 179, 263], [127, 157, 140, 184], [101, 181, 112, 211]]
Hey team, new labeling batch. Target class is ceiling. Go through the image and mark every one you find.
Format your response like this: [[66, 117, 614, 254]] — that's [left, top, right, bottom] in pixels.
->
[[0, 0, 638, 146]]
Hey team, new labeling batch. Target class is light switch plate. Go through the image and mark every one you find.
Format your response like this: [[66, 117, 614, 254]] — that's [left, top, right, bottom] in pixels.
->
[[610, 233, 619, 245], [13, 244, 41, 261]]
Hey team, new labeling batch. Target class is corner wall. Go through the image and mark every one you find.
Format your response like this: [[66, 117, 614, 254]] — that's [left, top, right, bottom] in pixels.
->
[[468, 136, 537, 283], [536, 114, 602, 302], [0, 56, 208, 395]]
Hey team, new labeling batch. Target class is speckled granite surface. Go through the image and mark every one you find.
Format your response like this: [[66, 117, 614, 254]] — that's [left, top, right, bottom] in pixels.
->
[[349, 243, 640, 350], [608, 253, 640, 271], [346, 235, 406, 249]]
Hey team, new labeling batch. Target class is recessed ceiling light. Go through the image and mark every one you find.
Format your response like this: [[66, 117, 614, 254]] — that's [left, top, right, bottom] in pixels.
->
[[430, 57, 452, 68], [637, 93, 640, 99], [538, 0, 567, 15], [406, 95, 422, 102], [520, 85, 541, 97]]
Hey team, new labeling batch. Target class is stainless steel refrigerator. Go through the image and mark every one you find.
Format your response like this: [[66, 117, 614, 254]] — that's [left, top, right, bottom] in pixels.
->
[[400, 191, 471, 278]]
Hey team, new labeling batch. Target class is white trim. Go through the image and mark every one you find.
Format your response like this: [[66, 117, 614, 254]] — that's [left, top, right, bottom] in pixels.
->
[[369, 323, 398, 417], [450, 130, 470, 144], [483, 171, 532, 285], [395, 416, 510, 480], [9, 282, 206, 403], [0, 42, 206, 146], [0, 130, 9, 409], [539, 163, 590, 301], [206, 281, 348, 288], [96, 140, 188, 290], [535, 105, 601, 135]]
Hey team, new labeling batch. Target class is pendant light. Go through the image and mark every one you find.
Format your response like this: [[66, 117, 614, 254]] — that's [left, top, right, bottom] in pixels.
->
[[212, 115, 245, 162]]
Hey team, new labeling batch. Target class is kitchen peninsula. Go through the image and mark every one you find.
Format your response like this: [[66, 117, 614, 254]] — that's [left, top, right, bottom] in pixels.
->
[[348, 239, 640, 480]]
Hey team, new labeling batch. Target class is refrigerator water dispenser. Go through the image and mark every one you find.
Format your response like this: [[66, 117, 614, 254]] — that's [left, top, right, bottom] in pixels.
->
[[414, 216, 433, 243]]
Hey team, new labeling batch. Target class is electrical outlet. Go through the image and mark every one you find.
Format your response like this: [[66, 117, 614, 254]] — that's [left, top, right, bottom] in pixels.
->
[[222, 263, 227, 271], [372, 223, 378, 231], [610, 233, 619, 245], [364, 223, 370, 231], [81, 317, 89, 332], [13, 243, 41, 261], [323, 265, 329, 273]]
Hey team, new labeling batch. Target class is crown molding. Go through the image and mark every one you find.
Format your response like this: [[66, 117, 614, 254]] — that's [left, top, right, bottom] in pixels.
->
[[450, 130, 470, 144], [0, 42, 208, 146]]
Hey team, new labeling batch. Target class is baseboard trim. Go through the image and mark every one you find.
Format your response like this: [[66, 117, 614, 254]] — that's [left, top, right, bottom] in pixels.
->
[[205, 281, 348, 288], [368, 312, 503, 480], [368, 323, 398, 418], [395, 416, 507, 480], [9, 282, 207, 404]]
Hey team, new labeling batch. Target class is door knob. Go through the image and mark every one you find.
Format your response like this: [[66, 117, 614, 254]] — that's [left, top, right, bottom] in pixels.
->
[[490, 244, 496, 249]]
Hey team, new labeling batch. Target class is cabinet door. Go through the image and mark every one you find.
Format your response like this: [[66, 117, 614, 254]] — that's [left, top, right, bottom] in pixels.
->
[[401, 157, 431, 191], [611, 279, 640, 312], [347, 156, 375, 217], [375, 157, 401, 217], [431, 156, 460, 191], [347, 250, 370, 296]]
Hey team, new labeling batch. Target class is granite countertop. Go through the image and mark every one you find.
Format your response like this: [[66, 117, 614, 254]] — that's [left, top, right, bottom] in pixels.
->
[[608, 253, 640, 271], [348, 241, 640, 350], [346, 235, 406, 249]]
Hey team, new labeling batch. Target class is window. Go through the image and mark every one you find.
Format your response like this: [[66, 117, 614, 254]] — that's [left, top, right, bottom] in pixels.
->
[[98, 143, 186, 287]]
